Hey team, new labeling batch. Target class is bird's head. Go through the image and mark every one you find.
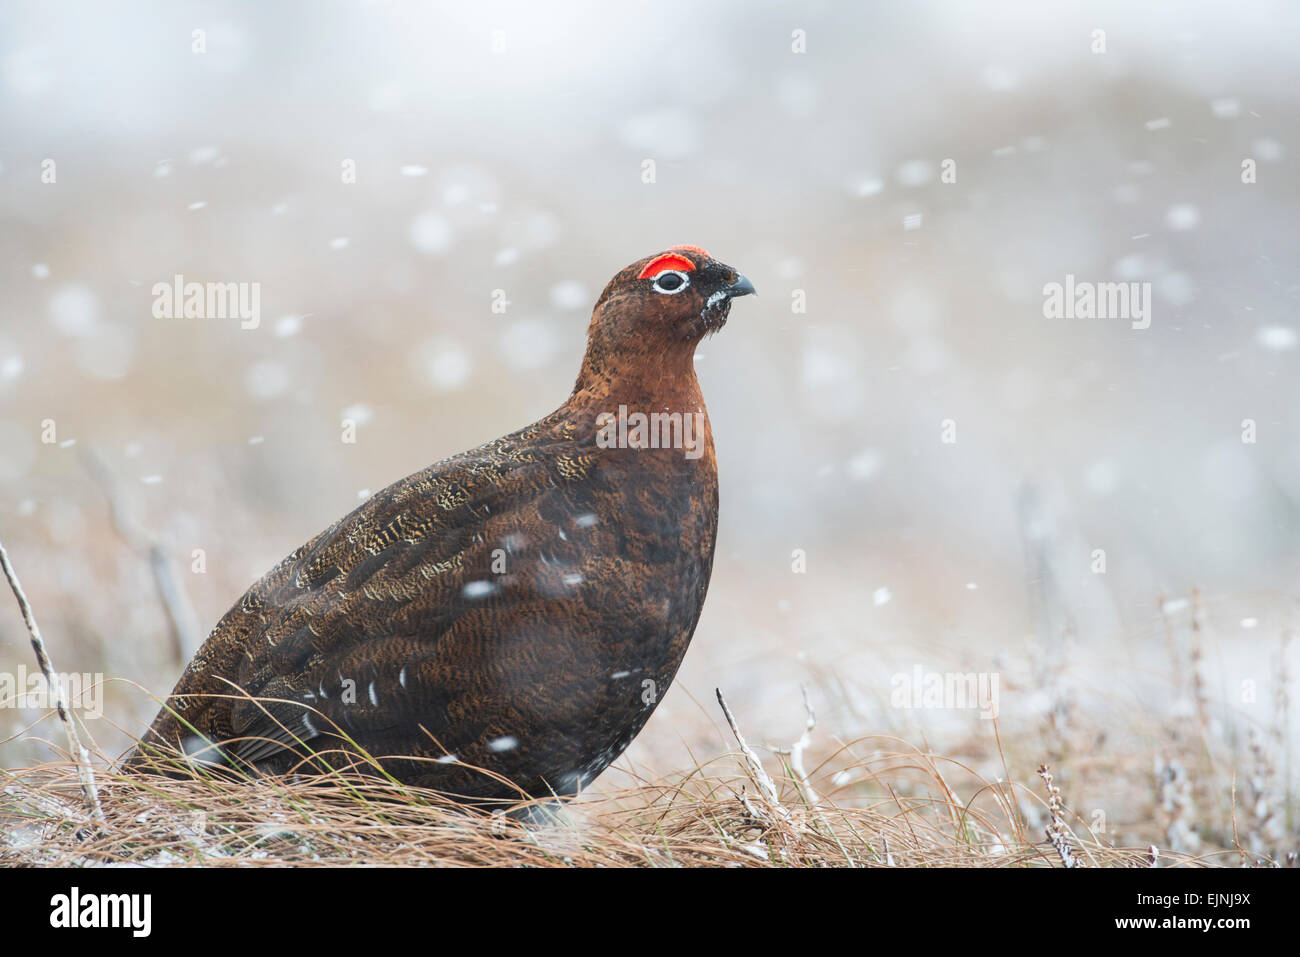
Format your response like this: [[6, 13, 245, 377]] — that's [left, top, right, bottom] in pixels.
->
[[575, 246, 755, 392], [606, 245, 755, 341]]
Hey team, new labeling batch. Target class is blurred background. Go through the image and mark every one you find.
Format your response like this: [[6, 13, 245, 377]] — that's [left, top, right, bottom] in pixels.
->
[[1, 1, 1297, 850]]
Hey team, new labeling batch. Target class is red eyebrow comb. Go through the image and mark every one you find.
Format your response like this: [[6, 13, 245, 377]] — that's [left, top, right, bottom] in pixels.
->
[[637, 252, 697, 279], [669, 244, 710, 257]]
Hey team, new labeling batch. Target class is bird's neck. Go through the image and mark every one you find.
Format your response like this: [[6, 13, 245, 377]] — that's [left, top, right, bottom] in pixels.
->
[[570, 346, 706, 415]]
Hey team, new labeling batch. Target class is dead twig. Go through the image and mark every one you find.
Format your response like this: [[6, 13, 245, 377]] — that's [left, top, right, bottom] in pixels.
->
[[715, 688, 788, 822], [1037, 764, 1078, 868], [767, 684, 820, 807], [80, 446, 201, 664], [0, 537, 106, 830]]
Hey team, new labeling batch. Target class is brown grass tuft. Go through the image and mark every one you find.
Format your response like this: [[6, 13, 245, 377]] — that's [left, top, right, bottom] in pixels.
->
[[1, 740, 1210, 868]]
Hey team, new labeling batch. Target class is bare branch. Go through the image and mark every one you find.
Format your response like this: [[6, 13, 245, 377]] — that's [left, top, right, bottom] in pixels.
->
[[715, 688, 787, 820], [80, 446, 201, 663], [0, 537, 106, 829], [1037, 763, 1078, 868], [766, 684, 820, 807]]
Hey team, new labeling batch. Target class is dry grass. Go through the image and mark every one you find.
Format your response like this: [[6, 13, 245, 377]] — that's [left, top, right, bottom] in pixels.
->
[[1, 730, 1216, 868], [1, 519, 1294, 869]]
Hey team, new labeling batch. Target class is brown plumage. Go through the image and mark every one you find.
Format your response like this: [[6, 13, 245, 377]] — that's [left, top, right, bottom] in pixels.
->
[[124, 246, 754, 802]]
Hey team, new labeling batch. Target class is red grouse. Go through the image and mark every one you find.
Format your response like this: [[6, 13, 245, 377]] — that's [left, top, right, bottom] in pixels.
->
[[125, 246, 754, 803]]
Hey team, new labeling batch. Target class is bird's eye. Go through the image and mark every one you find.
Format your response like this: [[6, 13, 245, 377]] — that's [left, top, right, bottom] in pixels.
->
[[652, 271, 689, 294]]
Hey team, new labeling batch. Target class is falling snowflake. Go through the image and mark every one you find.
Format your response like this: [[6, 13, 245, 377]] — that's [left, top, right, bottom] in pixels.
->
[[1256, 325, 1297, 351]]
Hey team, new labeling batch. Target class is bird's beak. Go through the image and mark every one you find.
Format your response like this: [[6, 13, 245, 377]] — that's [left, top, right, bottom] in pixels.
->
[[725, 274, 756, 298]]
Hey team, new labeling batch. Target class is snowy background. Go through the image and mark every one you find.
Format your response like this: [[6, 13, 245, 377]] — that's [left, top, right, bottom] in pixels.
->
[[1, 1, 1298, 836]]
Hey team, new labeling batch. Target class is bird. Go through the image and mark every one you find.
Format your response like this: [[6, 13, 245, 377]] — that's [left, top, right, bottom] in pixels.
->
[[123, 246, 755, 805]]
